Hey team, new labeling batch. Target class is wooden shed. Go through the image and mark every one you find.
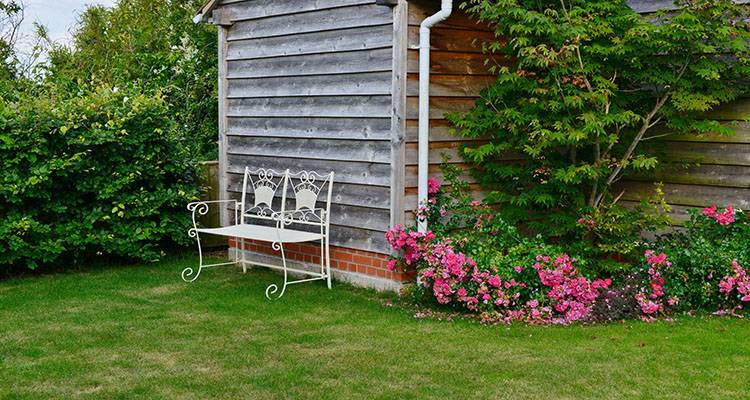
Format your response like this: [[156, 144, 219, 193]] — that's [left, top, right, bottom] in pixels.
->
[[195, 0, 750, 290]]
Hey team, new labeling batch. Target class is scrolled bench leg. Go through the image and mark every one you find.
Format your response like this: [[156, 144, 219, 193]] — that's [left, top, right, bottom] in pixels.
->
[[266, 241, 288, 299], [183, 228, 204, 282]]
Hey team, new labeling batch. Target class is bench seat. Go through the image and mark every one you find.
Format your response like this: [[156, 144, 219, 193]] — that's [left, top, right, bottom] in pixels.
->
[[197, 224, 323, 243]]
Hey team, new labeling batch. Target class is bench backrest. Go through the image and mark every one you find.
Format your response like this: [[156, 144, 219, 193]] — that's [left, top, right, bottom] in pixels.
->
[[240, 167, 334, 227]]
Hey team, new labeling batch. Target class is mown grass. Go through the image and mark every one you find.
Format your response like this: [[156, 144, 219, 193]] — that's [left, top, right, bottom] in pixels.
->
[[1, 254, 748, 399]]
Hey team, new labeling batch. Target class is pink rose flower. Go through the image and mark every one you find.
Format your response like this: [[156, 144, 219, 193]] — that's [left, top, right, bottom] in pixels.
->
[[427, 177, 440, 195]]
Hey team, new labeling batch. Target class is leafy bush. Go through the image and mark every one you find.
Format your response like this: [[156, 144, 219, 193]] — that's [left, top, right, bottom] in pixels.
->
[[46, 0, 218, 159], [449, 0, 750, 253], [654, 205, 750, 310], [0, 84, 198, 270]]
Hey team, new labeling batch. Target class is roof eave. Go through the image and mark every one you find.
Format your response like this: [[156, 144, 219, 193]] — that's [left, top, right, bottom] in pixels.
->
[[193, 0, 220, 24]]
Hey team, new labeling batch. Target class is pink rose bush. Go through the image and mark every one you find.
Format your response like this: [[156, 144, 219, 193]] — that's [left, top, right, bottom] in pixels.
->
[[533, 254, 611, 323], [634, 250, 675, 318], [386, 222, 621, 324], [390, 176, 748, 323], [702, 204, 736, 226], [717, 260, 750, 313]]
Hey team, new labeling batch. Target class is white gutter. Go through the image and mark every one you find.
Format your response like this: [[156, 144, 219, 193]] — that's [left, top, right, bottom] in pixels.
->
[[417, 0, 453, 232]]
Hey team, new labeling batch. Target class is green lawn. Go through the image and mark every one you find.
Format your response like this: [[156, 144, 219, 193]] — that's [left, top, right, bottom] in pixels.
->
[[1, 255, 748, 399]]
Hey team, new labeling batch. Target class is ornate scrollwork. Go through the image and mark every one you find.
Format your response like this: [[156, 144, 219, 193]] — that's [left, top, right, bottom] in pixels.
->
[[181, 266, 201, 282], [247, 168, 283, 207], [265, 282, 286, 299]]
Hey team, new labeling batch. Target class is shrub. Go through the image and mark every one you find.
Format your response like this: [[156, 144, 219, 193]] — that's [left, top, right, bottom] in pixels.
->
[[46, 0, 218, 159], [654, 205, 750, 310], [387, 174, 698, 323], [0, 84, 198, 270], [449, 0, 750, 252], [717, 260, 750, 313]]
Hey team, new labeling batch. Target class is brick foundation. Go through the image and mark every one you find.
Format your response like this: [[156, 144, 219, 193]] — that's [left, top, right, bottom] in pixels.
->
[[227, 237, 414, 290]]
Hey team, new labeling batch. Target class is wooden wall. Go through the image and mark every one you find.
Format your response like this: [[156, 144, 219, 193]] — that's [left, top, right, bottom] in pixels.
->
[[619, 100, 750, 224], [215, 0, 396, 253], [401, 0, 514, 215]]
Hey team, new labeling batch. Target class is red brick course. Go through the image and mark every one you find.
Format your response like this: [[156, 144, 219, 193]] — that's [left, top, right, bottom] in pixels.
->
[[228, 237, 413, 282]]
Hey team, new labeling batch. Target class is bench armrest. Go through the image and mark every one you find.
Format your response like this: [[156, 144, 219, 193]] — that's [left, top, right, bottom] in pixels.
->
[[187, 200, 242, 228]]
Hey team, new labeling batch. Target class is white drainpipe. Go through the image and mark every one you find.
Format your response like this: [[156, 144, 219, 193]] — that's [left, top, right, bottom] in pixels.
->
[[418, 0, 453, 232]]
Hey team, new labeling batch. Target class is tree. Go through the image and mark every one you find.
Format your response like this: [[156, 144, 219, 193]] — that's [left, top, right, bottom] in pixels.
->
[[449, 0, 750, 251], [0, 0, 22, 83], [46, 0, 218, 159]]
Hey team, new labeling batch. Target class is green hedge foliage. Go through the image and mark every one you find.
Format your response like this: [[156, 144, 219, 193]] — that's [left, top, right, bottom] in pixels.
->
[[0, 84, 199, 269]]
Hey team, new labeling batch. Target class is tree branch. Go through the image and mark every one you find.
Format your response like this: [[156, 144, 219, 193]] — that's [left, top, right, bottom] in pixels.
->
[[595, 93, 671, 207]]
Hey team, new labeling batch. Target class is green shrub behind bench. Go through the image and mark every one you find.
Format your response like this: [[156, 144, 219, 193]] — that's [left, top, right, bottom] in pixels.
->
[[0, 84, 198, 270]]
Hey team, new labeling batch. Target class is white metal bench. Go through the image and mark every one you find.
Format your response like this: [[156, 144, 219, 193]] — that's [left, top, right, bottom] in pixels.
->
[[182, 167, 334, 299]]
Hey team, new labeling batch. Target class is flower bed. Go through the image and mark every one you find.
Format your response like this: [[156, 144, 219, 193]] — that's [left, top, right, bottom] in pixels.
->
[[387, 176, 749, 324]]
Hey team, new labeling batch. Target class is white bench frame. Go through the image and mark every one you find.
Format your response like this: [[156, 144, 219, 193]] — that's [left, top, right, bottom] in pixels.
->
[[182, 167, 334, 299]]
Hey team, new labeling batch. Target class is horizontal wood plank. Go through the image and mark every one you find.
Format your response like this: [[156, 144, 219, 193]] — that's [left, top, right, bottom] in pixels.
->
[[227, 4, 392, 40], [654, 141, 750, 166], [226, 136, 392, 163], [700, 97, 750, 121], [227, 95, 391, 118], [226, 25, 393, 60], [407, 0, 493, 31], [405, 96, 477, 119], [406, 50, 501, 75], [223, 190, 391, 231], [226, 117, 392, 140], [657, 122, 750, 143], [227, 48, 392, 78], [628, 164, 750, 188], [219, 0, 376, 22], [227, 154, 392, 186], [227, 71, 392, 98], [405, 74, 494, 97], [404, 163, 477, 188], [618, 181, 750, 209], [226, 175, 391, 209], [407, 26, 493, 53]]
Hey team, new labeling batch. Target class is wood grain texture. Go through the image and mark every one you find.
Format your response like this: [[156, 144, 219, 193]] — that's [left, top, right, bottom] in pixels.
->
[[227, 72, 392, 98], [407, 26, 493, 53], [618, 181, 750, 210], [226, 117, 392, 140], [227, 4, 392, 40], [226, 174, 392, 209], [406, 50, 499, 75], [407, 0, 492, 30], [406, 74, 495, 97], [389, 0, 408, 231], [400, 1, 512, 214], [226, 25, 393, 60], [218, 26, 230, 226], [214, 0, 396, 253], [227, 154, 392, 187], [219, 0, 376, 22], [226, 136, 392, 163], [654, 141, 750, 166], [628, 164, 750, 188], [227, 96, 392, 118], [227, 48, 393, 78]]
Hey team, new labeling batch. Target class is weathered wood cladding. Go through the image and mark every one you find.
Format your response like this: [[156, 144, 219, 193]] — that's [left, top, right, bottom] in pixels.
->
[[402, 0, 514, 216], [215, 0, 395, 253], [211, 0, 750, 256], [618, 99, 750, 224]]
